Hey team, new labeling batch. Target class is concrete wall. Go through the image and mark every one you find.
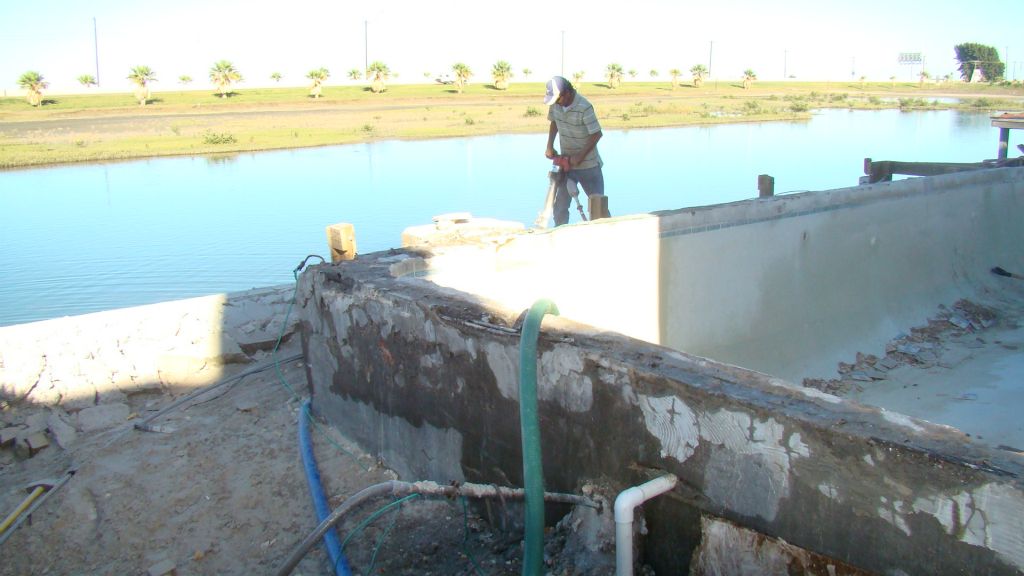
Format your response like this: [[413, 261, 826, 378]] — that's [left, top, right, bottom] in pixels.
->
[[425, 167, 1024, 383], [298, 234, 1024, 575], [0, 286, 298, 408]]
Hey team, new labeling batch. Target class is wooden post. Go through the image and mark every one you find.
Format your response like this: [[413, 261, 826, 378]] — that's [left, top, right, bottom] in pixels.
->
[[588, 194, 610, 220], [757, 174, 774, 198], [325, 223, 357, 263], [998, 127, 1010, 160]]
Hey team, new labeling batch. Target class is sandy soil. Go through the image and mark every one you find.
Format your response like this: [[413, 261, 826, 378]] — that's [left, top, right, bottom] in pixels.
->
[[0, 340, 594, 575]]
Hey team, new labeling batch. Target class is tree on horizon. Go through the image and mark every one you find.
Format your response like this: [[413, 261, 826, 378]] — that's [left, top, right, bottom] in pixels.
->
[[307, 67, 329, 98], [669, 68, 681, 89], [492, 60, 512, 90], [742, 69, 757, 89], [954, 43, 1004, 82], [270, 72, 282, 83], [348, 69, 362, 81], [690, 64, 707, 88], [127, 65, 156, 106], [606, 63, 624, 88], [452, 63, 472, 93], [368, 61, 390, 93], [78, 74, 97, 88], [210, 60, 242, 98], [18, 71, 48, 106]]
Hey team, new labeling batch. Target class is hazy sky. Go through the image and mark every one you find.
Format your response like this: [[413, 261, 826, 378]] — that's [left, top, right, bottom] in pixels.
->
[[2, 0, 1022, 94]]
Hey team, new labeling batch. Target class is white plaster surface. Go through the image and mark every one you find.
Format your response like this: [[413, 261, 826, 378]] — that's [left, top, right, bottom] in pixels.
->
[[638, 394, 809, 521], [912, 483, 1024, 571]]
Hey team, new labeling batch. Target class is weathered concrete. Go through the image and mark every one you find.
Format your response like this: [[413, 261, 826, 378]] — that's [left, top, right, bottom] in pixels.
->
[[299, 166, 1024, 575], [0, 285, 298, 409], [425, 167, 1024, 385]]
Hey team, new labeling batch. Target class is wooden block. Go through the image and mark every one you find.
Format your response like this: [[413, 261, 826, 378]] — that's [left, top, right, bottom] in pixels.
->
[[325, 223, 357, 263]]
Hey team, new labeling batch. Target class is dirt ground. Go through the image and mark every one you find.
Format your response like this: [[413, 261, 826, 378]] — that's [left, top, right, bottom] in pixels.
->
[[0, 340, 599, 576]]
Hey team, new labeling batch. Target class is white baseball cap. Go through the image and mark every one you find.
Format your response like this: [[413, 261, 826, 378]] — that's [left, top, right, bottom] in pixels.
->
[[544, 76, 569, 105]]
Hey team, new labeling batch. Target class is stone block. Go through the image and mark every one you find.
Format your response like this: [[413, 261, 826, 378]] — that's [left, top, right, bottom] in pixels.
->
[[24, 432, 50, 456], [48, 410, 78, 450], [77, 403, 130, 433], [0, 426, 23, 448]]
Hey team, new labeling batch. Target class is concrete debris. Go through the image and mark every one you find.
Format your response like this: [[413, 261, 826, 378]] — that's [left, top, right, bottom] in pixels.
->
[[24, 432, 50, 456], [877, 356, 901, 370], [948, 315, 972, 330], [47, 410, 78, 449], [805, 298, 999, 397], [146, 559, 177, 576], [0, 426, 22, 448], [76, 402, 130, 433]]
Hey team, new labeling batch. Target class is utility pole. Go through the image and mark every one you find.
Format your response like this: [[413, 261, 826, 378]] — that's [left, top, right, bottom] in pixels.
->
[[784, 49, 787, 79], [708, 40, 713, 77], [364, 20, 368, 74], [93, 17, 100, 85]]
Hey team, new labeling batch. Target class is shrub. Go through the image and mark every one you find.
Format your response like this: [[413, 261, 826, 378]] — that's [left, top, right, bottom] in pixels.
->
[[789, 102, 809, 112], [202, 131, 236, 145]]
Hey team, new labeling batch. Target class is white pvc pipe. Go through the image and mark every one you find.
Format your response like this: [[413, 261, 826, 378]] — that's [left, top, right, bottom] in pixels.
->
[[614, 474, 678, 576]]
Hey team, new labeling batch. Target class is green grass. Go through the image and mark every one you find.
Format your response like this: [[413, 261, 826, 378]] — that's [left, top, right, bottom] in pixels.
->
[[2, 81, 1022, 169]]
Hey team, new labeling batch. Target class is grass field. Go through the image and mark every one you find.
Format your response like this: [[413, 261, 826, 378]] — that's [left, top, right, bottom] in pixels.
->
[[1, 80, 1022, 169]]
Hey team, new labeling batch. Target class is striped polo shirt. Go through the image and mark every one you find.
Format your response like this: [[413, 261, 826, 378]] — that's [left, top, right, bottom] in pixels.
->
[[548, 93, 603, 170]]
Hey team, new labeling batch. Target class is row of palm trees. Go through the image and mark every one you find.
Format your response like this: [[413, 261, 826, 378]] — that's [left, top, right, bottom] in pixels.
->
[[17, 60, 244, 107], [15, 59, 756, 107]]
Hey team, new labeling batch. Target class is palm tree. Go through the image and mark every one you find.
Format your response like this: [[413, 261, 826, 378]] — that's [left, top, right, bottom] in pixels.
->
[[452, 63, 472, 93], [270, 72, 282, 83], [889, 75, 896, 88], [367, 61, 390, 93], [668, 68, 681, 89], [491, 60, 512, 90], [742, 69, 757, 89], [918, 70, 931, 87], [307, 67, 329, 98], [210, 60, 242, 98], [649, 69, 659, 79], [690, 64, 707, 88], [18, 71, 47, 106], [605, 63, 624, 88], [78, 74, 97, 88], [522, 68, 532, 80], [572, 71, 585, 84], [179, 75, 192, 86], [127, 65, 156, 106], [628, 69, 637, 79], [348, 69, 362, 82]]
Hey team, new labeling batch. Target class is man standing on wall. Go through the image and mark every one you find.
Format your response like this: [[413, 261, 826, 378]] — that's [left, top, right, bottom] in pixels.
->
[[544, 76, 605, 226]]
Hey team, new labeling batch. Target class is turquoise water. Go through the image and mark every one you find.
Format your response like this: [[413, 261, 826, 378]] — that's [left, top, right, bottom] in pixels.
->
[[0, 108, 1008, 326]]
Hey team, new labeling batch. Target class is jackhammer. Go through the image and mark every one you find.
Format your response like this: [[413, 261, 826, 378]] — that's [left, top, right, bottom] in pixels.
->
[[534, 155, 587, 228]]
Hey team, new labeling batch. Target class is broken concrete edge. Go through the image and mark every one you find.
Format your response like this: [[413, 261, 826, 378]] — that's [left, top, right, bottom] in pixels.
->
[[298, 252, 1024, 575], [305, 252, 1024, 479], [0, 284, 300, 412]]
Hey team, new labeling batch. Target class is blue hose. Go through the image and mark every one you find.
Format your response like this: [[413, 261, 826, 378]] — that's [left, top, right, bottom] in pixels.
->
[[519, 299, 559, 576], [299, 400, 351, 576]]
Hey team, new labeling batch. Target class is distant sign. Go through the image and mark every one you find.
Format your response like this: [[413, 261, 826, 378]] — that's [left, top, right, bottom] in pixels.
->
[[898, 52, 923, 64]]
